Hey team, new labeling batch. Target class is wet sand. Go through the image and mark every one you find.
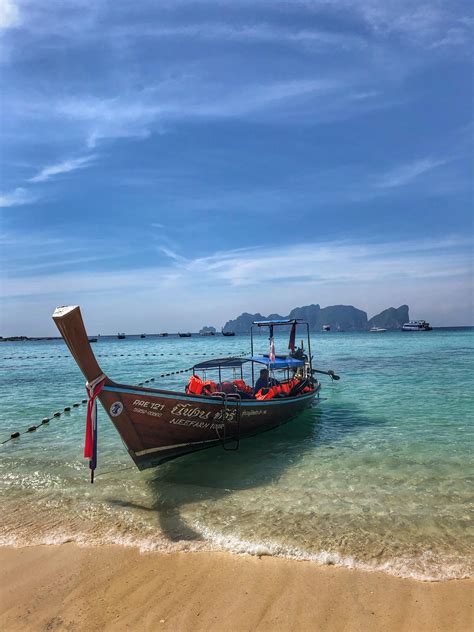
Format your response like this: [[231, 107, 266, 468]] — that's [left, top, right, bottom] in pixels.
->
[[0, 545, 472, 631]]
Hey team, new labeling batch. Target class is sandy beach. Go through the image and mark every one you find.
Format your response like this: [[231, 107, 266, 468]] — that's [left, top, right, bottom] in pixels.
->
[[0, 545, 471, 632]]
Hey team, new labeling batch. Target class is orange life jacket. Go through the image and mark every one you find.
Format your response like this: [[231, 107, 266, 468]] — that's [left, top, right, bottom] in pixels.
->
[[279, 382, 292, 395], [255, 385, 282, 400], [186, 374, 204, 395], [202, 380, 218, 394], [232, 379, 253, 394]]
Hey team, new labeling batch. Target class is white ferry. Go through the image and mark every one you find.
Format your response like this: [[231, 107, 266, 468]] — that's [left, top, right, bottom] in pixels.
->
[[402, 320, 433, 332]]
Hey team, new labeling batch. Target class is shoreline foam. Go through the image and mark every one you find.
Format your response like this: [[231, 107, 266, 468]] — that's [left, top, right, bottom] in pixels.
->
[[1, 526, 472, 583]]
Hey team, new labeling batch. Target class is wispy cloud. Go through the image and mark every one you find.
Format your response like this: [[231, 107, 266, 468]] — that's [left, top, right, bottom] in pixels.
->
[[0, 0, 20, 30], [28, 154, 96, 183], [375, 157, 449, 189], [43, 78, 347, 147], [0, 187, 37, 207], [1, 235, 472, 331], [115, 22, 366, 52], [2, 235, 472, 313], [158, 236, 473, 287]]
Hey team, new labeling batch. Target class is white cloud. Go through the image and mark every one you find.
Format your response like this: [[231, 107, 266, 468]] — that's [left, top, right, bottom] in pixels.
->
[[0, 187, 36, 207], [158, 236, 473, 288], [0, 0, 20, 29], [1, 235, 472, 331], [115, 22, 365, 52], [28, 154, 96, 183], [375, 157, 448, 189], [26, 77, 347, 147], [3, 235, 470, 299]]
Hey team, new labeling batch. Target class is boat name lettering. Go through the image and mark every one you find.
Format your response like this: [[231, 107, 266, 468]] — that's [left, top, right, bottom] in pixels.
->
[[169, 418, 224, 430], [132, 407, 163, 418], [212, 409, 236, 422], [132, 399, 165, 412], [170, 403, 211, 419], [241, 409, 267, 417]]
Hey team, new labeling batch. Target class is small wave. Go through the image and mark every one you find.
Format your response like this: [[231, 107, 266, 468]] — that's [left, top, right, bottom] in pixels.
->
[[1, 524, 472, 582], [191, 522, 474, 582]]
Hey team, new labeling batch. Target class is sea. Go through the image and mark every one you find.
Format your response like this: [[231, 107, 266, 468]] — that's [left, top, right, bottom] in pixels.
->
[[1, 328, 473, 581]]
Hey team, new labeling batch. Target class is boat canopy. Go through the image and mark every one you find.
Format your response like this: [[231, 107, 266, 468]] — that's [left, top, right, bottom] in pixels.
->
[[193, 355, 304, 371], [193, 357, 250, 370], [249, 355, 305, 369], [253, 318, 305, 326]]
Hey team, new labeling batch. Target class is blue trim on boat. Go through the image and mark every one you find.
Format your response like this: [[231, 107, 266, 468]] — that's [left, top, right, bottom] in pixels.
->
[[102, 385, 318, 406]]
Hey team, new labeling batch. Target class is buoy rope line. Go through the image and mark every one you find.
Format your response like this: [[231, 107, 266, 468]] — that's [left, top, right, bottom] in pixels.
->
[[0, 351, 248, 445], [2, 351, 241, 361]]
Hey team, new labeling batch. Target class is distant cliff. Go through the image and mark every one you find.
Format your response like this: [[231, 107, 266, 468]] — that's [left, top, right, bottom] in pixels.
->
[[367, 305, 409, 330], [223, 304, 409, 333]]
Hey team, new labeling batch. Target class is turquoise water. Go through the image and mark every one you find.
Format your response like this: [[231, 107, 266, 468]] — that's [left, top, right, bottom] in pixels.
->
[[1, 330, 473, 580]]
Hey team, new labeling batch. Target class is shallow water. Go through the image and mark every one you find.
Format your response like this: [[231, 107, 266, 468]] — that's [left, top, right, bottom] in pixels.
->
[[1, 329, 473, 580]]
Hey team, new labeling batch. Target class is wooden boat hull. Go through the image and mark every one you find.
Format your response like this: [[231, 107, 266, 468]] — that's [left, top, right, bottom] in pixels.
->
[[98, 382, 319, 469], [52, 305, 320, 471]]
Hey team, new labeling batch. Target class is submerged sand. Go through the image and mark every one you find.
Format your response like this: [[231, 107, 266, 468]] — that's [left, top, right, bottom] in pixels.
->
[[0, 545, 472, 631]]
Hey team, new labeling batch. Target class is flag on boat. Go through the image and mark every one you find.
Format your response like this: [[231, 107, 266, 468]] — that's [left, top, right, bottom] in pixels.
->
[[269, 337, 276, 362], [288, 322, 296, 352]]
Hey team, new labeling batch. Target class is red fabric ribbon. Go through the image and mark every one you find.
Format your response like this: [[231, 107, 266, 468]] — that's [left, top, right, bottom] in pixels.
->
[[84, 376, 106, 459]]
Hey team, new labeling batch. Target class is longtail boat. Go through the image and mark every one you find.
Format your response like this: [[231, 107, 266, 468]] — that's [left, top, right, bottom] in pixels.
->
[[53, 306, 338, 481]]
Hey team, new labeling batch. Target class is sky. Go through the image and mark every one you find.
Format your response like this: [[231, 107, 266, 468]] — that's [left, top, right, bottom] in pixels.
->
[[0, 0, 473, 335]]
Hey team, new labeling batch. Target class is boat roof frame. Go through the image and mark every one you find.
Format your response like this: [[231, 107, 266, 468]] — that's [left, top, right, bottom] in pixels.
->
[[252, 318, 306, 327], [191, 318, 314, 386], [250, 317, 313, 386], [192, 355, 306, 371]]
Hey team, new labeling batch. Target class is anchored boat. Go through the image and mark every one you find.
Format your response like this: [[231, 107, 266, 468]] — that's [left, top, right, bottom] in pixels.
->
[[53, 306, 338, 481], [402, 320, 433, 332]]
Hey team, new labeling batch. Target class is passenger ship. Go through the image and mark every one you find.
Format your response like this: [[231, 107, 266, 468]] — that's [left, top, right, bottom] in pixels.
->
[[402, 320, 433, 332]]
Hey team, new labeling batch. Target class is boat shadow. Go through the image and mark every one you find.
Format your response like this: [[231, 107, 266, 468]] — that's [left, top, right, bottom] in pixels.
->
[[107, 401, 388, 543]]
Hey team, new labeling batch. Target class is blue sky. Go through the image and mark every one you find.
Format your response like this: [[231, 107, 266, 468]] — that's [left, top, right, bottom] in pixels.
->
[[0, 0, 473, 334]]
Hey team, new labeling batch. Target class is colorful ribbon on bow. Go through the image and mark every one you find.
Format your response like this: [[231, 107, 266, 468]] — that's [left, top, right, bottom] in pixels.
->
[[84, 373, 106, 483]]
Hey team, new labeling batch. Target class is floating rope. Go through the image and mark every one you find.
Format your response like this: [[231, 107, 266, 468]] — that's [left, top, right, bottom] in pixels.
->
[[1, 351, 232, 361]]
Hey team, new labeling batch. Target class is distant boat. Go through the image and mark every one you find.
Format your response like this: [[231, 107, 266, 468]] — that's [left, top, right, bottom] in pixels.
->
[[88, 337, 98, 343], [159, 333, 169, 337], [117, 333, 126, 339], [402, 320, 432, 332], [369, 327, 387, 333], [222, 329, 235, 337], [322, 325, 331, 332], [140, 334, 146, 338], [178, 332, 192, 338]]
